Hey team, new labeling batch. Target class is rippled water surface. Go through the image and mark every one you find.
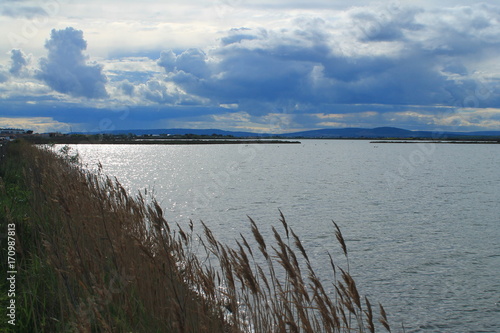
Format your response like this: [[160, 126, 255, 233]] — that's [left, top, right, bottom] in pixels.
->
[[63, 140, 500, 332]]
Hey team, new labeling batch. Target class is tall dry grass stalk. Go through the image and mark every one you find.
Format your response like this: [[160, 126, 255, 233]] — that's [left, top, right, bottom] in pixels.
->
[[4, 140, 392, 332]]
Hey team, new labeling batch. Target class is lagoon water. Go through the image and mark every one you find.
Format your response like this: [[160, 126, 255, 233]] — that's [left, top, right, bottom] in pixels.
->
[[64, 140, 500, 332]]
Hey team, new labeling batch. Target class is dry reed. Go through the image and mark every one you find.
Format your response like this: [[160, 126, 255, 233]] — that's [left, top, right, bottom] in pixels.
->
[[1, 140, 392, 332]]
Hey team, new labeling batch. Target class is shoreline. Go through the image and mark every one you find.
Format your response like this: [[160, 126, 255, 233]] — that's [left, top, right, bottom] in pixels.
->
[[23, 138, 302, 145]]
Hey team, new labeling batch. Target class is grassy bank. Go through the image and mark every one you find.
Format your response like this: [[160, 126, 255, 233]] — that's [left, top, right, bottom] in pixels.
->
[[0, 140, 391, 332]]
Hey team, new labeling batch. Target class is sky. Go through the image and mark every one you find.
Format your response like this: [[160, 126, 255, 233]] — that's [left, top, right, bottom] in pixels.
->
[[1, 0, 500, 133]]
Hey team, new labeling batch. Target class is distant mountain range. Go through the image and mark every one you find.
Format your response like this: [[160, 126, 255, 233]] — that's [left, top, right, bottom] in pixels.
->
[[75, 127, 500, 139], [278, 127, 500, 138]]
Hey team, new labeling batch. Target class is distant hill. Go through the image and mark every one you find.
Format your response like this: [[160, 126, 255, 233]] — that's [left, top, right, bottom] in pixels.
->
[[279, 127, 434, 138], [73, 127, 500, 139], [280, 127, 500, 138]]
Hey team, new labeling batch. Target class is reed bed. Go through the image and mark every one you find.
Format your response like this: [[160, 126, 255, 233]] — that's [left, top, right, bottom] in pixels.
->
[[0, 140, 392, 332]]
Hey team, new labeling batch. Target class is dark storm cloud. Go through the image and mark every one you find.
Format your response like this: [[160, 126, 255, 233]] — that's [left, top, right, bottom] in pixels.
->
[[9, 49, 27, 75], [36, 27, 108, 99], [191, 47, 313, 102], [314, 51, 453, 106], [157, 25, 324, 108], [157, 31, 440, 109], [4, 4, 498, 133], [154, 4, 500, 115], [0, 100, 224, 132]]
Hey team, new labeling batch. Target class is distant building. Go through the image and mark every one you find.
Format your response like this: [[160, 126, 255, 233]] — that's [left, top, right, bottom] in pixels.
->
[[0, 128, 27, 135], [48, 132, 65, 137], [0, 128, 34, 140]]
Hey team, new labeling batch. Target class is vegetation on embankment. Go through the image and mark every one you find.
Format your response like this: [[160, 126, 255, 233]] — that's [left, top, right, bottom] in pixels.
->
[[0, 140, 391, 332]]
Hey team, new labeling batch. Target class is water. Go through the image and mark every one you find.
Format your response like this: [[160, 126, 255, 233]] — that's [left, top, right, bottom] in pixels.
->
[[62, 140, 500, 332]]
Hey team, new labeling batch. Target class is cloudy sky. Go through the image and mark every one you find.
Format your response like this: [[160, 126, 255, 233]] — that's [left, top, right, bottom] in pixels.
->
[[1, 0, 500, 133]]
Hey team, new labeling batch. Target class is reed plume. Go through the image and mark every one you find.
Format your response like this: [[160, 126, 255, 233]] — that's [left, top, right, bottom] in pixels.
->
[[0, 140, 393, 333]]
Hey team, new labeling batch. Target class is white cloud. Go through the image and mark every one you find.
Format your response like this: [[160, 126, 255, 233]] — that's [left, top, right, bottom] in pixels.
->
[[316, 121, 351, 128], [382, 108, 500, 130], [9, 49, 28, 75], [220, 103, 239, 109], [36, 27, 108, 99], [137, 79, 178, 104], [104, 57, 161, 76], [0, 116, 71, 133], [0, 79, 51, 99], [315, 112, 379, 119]]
